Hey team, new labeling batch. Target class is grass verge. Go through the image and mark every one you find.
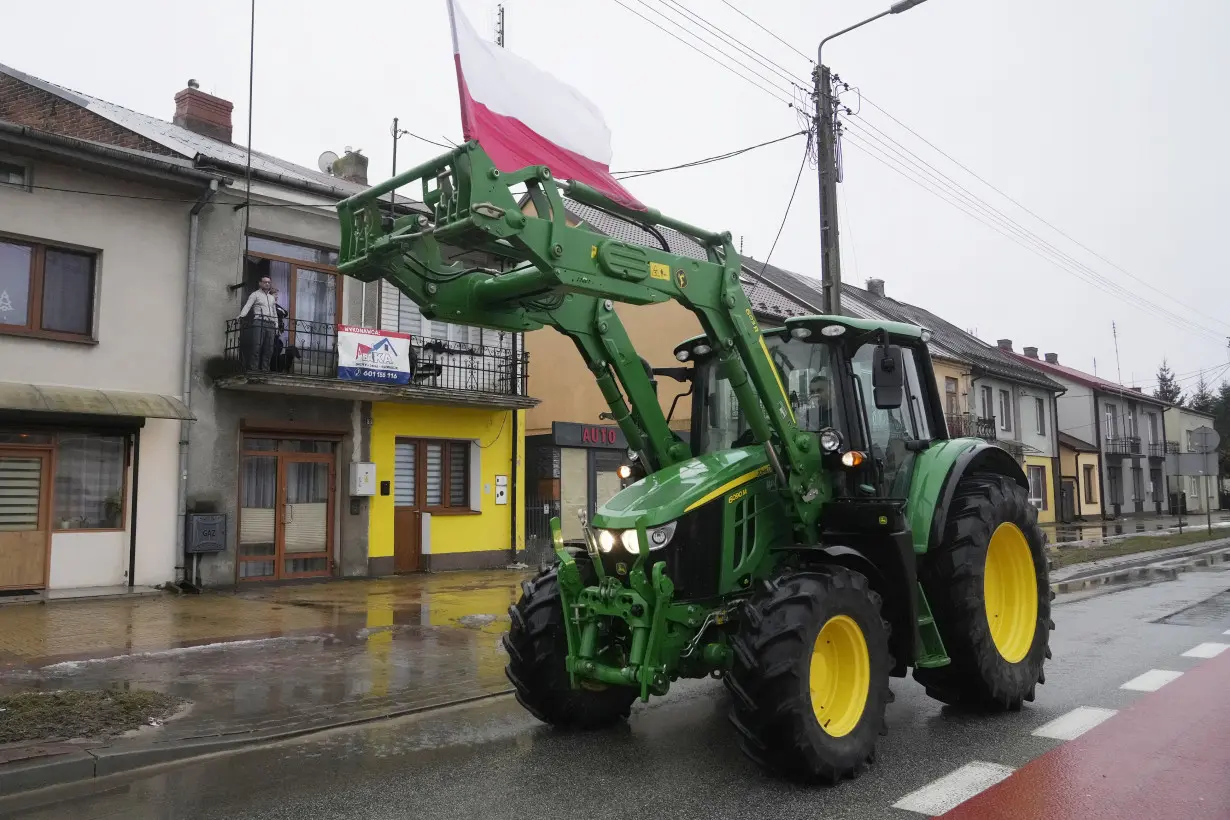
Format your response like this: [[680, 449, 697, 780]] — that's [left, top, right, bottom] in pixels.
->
[[1048, 529, 1227, 570], [0, 689, 180, 744]]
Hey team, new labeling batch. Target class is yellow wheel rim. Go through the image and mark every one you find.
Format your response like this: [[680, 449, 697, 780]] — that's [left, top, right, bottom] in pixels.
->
[[984, 522, 1039, 663], [809, 614, 870, 737]]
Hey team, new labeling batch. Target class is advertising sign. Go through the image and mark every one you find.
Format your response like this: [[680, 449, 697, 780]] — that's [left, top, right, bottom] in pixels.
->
[[337, 325, 413, 384]]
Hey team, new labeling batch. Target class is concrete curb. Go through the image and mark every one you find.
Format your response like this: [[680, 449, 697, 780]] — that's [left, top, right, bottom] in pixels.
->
[[1051, 547, 1230, 595], [0, 689, 513, 799]]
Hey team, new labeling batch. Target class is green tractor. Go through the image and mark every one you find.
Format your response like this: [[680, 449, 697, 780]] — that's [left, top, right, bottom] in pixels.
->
[[336, 142, 1052, 784]]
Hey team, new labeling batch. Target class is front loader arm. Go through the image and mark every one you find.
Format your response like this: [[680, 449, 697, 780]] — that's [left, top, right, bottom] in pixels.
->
[[336, 142, 826, 539]]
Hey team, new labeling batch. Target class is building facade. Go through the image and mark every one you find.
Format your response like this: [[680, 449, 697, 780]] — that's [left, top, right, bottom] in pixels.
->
[[1162, 404, 1219, 514], [1058, 433, 1103, 521], [0, 95, 217, 594], [0, 64, 534, 592], [1016, 350, 1170, 517]]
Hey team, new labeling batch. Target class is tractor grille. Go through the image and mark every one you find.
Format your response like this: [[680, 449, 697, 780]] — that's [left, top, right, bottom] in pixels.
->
[[596, 504, 724, 601]]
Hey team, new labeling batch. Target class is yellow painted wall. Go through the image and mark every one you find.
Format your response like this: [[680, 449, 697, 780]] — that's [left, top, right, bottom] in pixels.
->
[[931, 357, 972, 416], [1024, 455, 1056, 524], [368, 403, 525, 558], [524, 300, 701, 435], [1059, 447, 1102, 518]]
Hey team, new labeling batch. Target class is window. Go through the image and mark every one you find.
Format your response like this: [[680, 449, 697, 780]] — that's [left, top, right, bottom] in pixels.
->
[[1108, 465, 1123, 505], [0, 239, 96, 339], [392, 438, 471, 510], [1026, 465, 1048, 510], [998, 389, 1012, 432], [979, 385, 993, 421], [1083, 463, 1097, 504], [53, 433, 126, 529], [944, 377, 959, 414], [1147, 414, 1158, 445], [1034, 397, 1046, 435], [1104, 403, 1119, 439], [0, 161, 29, 190]]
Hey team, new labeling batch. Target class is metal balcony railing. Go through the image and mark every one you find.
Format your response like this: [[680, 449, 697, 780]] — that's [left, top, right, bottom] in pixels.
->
[[223, 318, 528, 397], [1105, 436, 1142, 456], [1147, 441, 1166, 458], [946, 413, 997, 442], [1165, 440, 1181, 454]]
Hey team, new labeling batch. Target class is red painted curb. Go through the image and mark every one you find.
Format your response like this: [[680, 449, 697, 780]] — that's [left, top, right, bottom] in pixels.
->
[[940, 649, 1230, 819]]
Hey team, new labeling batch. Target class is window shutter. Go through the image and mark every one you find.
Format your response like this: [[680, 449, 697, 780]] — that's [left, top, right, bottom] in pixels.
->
[[394, 441, 416, 506], [425, 443, 443, 506], [379, 281, 400, 331], [0, 456, 42, 531]]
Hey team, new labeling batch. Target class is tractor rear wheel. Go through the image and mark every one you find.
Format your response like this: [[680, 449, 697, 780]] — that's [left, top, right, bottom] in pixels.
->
[[726, 569, 893, 784], [503, 560, 637, 729], [915, 471, 1052, 710]]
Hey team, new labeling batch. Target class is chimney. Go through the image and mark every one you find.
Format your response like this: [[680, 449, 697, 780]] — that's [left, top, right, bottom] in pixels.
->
[[997, 339, 1013, 352], [1131, 386, 1143, 393], [173, 79, 233, 143], [331, 148, 368, 185], [865, 278, 885, 297], [1044, 352, 1058, 364], [1023, 346, 1039, 359]]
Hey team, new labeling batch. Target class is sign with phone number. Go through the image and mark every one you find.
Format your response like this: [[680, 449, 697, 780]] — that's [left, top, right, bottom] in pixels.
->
[[336, 325, 413, 385]]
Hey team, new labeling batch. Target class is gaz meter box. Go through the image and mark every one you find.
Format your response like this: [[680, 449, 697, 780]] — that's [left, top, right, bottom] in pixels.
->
[[186, 513, 227, 554], [350, 462, 377, 496]]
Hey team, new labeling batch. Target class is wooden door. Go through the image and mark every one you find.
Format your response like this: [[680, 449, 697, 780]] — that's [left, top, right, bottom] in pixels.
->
[[393, 440, 421, 573], [1061, 478, 1076, 523], [0, 449, 51, 591]]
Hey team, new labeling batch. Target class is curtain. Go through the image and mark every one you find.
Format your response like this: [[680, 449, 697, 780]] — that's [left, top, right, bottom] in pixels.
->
[[0, 241, 32, 327], [41, 250, 93, 335], [54, 434, 125, 529]]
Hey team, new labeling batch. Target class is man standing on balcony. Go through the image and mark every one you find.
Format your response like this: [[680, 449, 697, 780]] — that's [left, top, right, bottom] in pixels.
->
[[239, 275, 279, 371]]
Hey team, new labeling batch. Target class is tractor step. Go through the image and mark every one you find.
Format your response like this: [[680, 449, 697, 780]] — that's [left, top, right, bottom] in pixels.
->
[[915, 583, 951, 668]]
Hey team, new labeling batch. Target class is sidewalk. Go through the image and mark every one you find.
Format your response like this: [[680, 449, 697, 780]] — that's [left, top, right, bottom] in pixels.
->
[[1040, 511, 1230, 545], [939, 647, 1230, 819], [0, 571, 528, 791]]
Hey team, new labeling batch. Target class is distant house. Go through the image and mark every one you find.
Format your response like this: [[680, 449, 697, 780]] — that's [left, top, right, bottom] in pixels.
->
[[1011, 349, 1171, 517], [1162, 404, 1219, 514], [1058, 433, 1103, 521]]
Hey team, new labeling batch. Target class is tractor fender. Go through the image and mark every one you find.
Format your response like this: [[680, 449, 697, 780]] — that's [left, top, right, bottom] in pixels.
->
[[912, 439, 1029, 555]]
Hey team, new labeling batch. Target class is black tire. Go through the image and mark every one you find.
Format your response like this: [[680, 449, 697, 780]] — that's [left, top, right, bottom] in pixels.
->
[[726, 569, 893, 784], [503, 561, 637, 729], [914, 471, 1052, 710]]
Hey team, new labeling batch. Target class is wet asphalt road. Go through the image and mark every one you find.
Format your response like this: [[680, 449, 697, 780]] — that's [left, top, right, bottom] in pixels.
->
[[3, 568, 1229, 820]]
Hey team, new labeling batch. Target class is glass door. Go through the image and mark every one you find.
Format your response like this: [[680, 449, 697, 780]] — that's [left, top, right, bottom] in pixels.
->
[[281, 456, 332, 578], [0, 450, 50, 590]]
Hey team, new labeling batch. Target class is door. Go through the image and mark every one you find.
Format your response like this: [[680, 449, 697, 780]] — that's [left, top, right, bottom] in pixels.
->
[[1061, 478, 1077, 523], [281, 456, 332, 577], [237, 437, 335, 581], [393, 440, 421, 573], [0, 450, 50, 590], [591, 450, 625, 517]]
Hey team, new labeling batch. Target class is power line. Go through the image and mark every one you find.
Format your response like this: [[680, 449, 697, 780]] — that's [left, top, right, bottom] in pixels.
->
[[855, 94, 1230, 334], [606, 0, 797, 107], [717, 0, 813, 64], [759, 136, 811, 275], [839, 131, 1227, 343], [840, 117, 1226, 340], [611, 131, 806, 179], [654, 0, 807, 91]]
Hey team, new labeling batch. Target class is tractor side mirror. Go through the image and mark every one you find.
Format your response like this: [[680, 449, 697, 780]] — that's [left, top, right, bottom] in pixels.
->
[[872, 345, 905, 409]]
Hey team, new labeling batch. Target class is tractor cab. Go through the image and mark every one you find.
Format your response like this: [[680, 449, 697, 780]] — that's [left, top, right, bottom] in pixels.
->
[[677, 315, 947, 502]]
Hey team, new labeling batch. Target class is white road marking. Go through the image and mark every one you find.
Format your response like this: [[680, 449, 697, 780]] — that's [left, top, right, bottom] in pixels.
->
[[1031, 706, 1118, 740], [1181, 642, 1229, 659], [892, 761, 1016, 816], [1121, 669, 1184, 692]]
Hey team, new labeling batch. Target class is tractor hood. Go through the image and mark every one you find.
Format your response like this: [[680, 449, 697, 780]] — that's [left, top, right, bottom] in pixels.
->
[[593, 446, 772, 529]]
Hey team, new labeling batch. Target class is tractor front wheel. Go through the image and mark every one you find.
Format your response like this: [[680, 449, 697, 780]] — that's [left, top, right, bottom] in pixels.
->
[[726, 569, 893, 784], [503, 560, 637, 729], [915, 471, 1052, 710]]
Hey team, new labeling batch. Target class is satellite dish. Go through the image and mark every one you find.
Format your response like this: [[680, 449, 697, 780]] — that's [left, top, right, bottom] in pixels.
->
[[317, 150, 339, 174]]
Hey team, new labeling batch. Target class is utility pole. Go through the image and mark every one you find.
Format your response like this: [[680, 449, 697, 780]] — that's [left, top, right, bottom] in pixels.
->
[[814, 65, 842, 317], [495, 4, 505, 47]]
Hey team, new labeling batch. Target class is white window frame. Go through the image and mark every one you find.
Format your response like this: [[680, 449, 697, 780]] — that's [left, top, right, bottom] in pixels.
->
[[1034, 397, 1045, 436], [998, 389, 1012, 432], [1026, 464, 1046, 509]]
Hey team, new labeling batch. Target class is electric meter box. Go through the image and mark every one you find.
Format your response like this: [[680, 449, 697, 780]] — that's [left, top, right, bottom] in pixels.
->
[[350, 462, 377, 496]]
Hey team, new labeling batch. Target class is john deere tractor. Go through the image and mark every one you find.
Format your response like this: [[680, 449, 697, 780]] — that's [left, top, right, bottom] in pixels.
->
[[336, 142, 1052, 784]]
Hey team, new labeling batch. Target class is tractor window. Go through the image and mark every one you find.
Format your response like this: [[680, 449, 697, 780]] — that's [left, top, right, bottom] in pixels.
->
[[851, 343, 931, 498]]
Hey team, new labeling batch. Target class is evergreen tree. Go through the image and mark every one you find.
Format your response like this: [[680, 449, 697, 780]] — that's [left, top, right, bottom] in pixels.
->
[[1189, 371, 1216, 414], [1152, 358, 1185, 405]]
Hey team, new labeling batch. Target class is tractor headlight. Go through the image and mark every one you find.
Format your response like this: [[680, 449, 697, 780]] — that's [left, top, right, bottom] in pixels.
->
[[819, 428, 843, 453], [620, 529, 641, 555], [647, 520, 677, 550], [597, 529, 617, 553]]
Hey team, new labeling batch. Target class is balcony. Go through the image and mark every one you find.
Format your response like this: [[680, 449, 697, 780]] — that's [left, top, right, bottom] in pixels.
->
[[214, 318, 536, 409], [1105, 436, 1142, 457], [1147, 441, 1170, 459], [1165, 440, 1180, 455], [946, 413, 997, 442]]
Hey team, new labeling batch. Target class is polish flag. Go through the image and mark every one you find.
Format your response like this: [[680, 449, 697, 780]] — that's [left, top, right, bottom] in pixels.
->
[[445, 0, 642, 210]]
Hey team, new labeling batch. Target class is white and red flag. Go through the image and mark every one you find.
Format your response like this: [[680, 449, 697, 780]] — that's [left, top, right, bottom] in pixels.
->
[[445, 0, 642, 209]]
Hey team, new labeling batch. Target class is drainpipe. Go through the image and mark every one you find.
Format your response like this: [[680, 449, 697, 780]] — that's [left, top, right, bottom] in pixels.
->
[[176, 180, 220, 585]]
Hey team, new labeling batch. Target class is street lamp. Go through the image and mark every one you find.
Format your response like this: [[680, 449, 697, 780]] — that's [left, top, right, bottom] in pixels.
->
[[814, 0, 929, 316]]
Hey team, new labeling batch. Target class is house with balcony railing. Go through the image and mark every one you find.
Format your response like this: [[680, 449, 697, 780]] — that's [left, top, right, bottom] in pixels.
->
[[1163, 403, 1221, 514]]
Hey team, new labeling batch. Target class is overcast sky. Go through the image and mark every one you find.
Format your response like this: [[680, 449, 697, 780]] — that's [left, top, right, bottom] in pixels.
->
[[7, 0, 1230, 393]]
